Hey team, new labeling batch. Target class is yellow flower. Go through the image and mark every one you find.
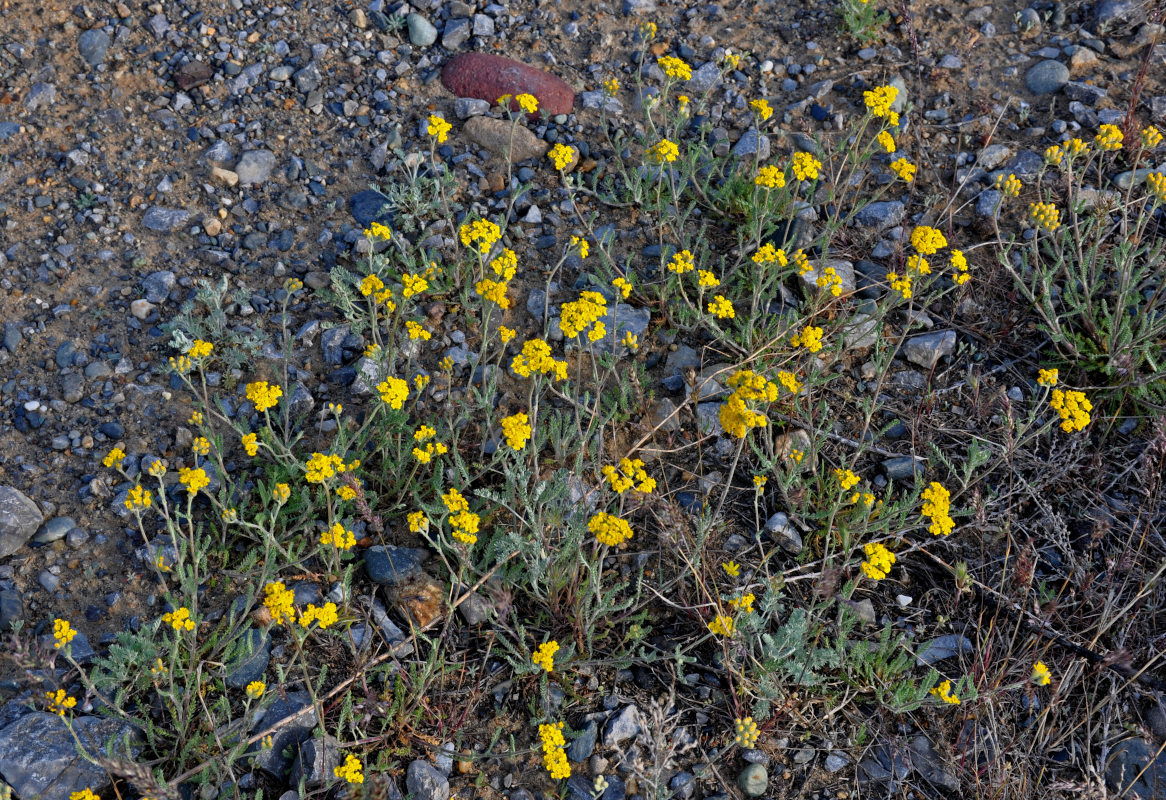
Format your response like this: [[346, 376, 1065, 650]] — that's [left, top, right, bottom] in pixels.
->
[[910, 226, 947, 256], [496, 93, 513, 108], [188, 410, 204, 425], [321, 522, 356, 550], [147, 460, 167, 478], [46, 689, 77, 717], [245, 681, 265, 699], [734, 717, 760, 748], [124, 484, 152, 511], [377, 376, 409, 410], [408, 511, 429, 533], [996, 173, 1021, 197], [103, 447, 126, 469], [1037, 368, 1059, 387], [263, 581, 296, 625], [459, 218, 503, 255], [334, 753, 364, 785], [723, 52, 741, 69], [1149, 172, 1166, 205], [511, 338, 568, 381], [677, 94, 690, 112], [790, 325, 823, 353], [300, 601, 339, 630], [221, 507, 238, 523], [1032, 661, 1052, 686], [475, 277, 511, 309], [755, 164, 786, 189], [532, 640, 559, 672], [729, 592, 755, 613], [657, 56, 692, 81], [241, 433, 258, 457], [246, 381, 283, 413], [501, 411, 532, 450], [707, 614, 734, 637], [639, 21, 657, 39], [835, 468, 861, 491], [548, 143, 576, 170], [752, 242, 788, 266], [708, 295, 735, 319], [360, 273, 384, 297], [560, 291, 608, 340], [178, 467, 209, 496], [1044, 144, 1063, 166], [401, 272, 428, 299], [697, 270, 720, 288], [406, 320, 431, 341], [499, 326, 516, 344], [951, 249, 970, 285], [1141, 126, 1163, 149], [601, 457, 655, 494], [788, 449, 804, 463], [53, 619, 77, 649], [860, 542, 897, 580], [516, 93, 539, 114], [921, 482, 956, 536], [539, 721, 572, 779], [273, 483, 290, 504], [1095, 123, 1123, 151], [930, 679, 961, 705], [284, 277, 304, 293], [790, 152, 821, 181], [161, 607, 196, 632], [749, 98, 773, 121], [877, 130, 896, 153], [337, 485, 357, 501], [886, 271, 913, 299], [589, 512, 634, 547], [890, 157, 916, 182], [1029, 202, 1061, 232], [863, 85, 898, 117], [777, 370, 801, 394], [723, 561, 741, 577], [1050, 388, 1092, 432], [612, 276, 632, 299], [603, 76, 620, 96], [647, 139, 680, 164], [169, 355, 192, 373], [753, 475, 767, 492], [426, 114, 451, 144], [189, 340, 214, 359], [668, 249, 695, 273], [70, 790, 100, 800]]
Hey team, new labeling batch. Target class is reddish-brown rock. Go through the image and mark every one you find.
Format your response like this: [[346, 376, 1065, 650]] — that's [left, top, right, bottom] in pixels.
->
[[174, 61, 214, 90], [441, 53, 575, 117]]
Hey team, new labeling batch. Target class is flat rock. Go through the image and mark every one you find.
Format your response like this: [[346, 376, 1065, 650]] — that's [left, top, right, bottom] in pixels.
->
[[407, 759, 451, 800], [799, 259, 856, 295], [78, 29, 110, 68], [234, 149, 277, 185], [442, 53, 575, 117], [0, 486, 43, 559], [224, 628, 270, 688], [407, 13, 438, 47], [902, 330, 956, 369], [365, 545, 429, 587], [852, 201, 905, 230], [604, 704, 641, 746], [1106, 738, 1166, 797], [249, 691, 317, 777], [290, 735, 341, 789], [1025, 60, 1069, 95], [141, 207, 189, 233], [462, 115, 549, 163], [174, 60, 214, 90], [916, 634, 973, 666], [0, 713, 141, 800]]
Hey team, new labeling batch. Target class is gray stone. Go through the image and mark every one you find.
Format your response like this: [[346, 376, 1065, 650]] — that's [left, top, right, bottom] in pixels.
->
[[349, 190, 394, 227], [365, 545, 429, 587], [61, 374, 84, 404], [33, 516, 75, 544], [142, 270, 176, 303], [0, 589, 22, 630], [38, 571, 60, 592], [1064, 81, 1107, 106], [472, 13, 494, 35], [458, 591, 491, 625], [604, 704, 641, 746], [441, 18, 472, 49], [249, 691, 317, 777], [78, 29, 110, 68], [853, 201, 905, 230], [407, 759, 451, 800], [203, 140, 234, 166], [670, 771, 696, 800], [909, 735, 959, 790], [224, 628, 270, 688], [976, 189, 1003, 217], [976, 144, 1013, 170], [589, 303, 651, 355], [141, 207, 190, 232], [764, 512, 803, 553], [902, 330, 956, 369], [881, 456, 924, 482], [566, 720, 598, 761], [234, 150, 277, 185], [268, 66, 293, 82], [1025, 60, 1069, 95], [738, 763, 768, 797], [0, 713, 141, 800], [454, 97, 491, 119], [463, 116, 548, 163], [825, 753, 850, 772], [146, 12, 169, 38], [1095, 0, 1141, 28], [290, 735, 342, 788], [842, 312, 880, 351], [800, 259, 856, 296], [581, 91, 623, 113], [407, 13, 438, 47], [624, 0, 657, 12], [1107, 738, 1166, 797], [938, 54, 962, 69], [687, 62, 722, 94], [731, 130, 770, 160], [916, 634, 973, 666], [24, 83, 57, 111], [888, 75, 907, 112], [0, 486, 43, 559], [858, 744, 911, 788], [293, 63, 322, 93]]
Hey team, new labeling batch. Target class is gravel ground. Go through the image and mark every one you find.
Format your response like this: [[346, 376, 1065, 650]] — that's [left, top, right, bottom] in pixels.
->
[[0, 0, 1165, 796]]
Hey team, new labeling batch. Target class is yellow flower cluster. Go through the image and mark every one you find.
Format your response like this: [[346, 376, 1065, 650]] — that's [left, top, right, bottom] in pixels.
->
[[377, 376, 409, 410], [657, 55, 692, 80], [406, 320, 431, 341], [337, 485, 357, 501], [996, 173, 1021, 197], [1037, 368, 1058, 387], [835, 468, 861, 491], [539, 722, 571, 779], [950, 249, 970, 285], [70, 790, 100, 800], [1050, 389, 1092, 432], [753, 475, 767, 492], [321, 522, 355, 550], [890, 157, 916, 182], [668, 249, 695, 273], [412, 441, 449, 464], [300, 601, 339, 629], [246, 381, 283, 413], [532, 640, 559, 672], [402, 272, 428, 299], [246, 681, 265, 699], [240, 432, 259, 457], [698, 269, 720, 288], [304, 452, 358, 483], [1143, 126, 1163, 149], [707, 614, 734, 637], [459, 218, 502, 254], [548, 142, 576, 170], [124, 484, 152, 511], [1029, 202, 1061, 232], [863, 84, 898, 118], [910, 226, 947, 255], [47, 689, 77, 717], [755, 164, 786, 189], [169, 355, 193, 373], [334, 754, 364, 785], [603, 76, 620, 96], [273, 483, 291, 504], [443, 489, 481, 545], [512, 339, 568, 381], [885, 271, 913, 299], [178, 467, 209, 496], [426, 114, 451, 144], [734, 716, 760, 748], [921, 482, 955, 536], [53, 618, 77, 649], [1044, 144, 1064, 166], [749, 98, 773, 121], [877, 130, 895, 153], [815, 264, 843, 296], [752, 242, 787, 266], [264, 581, 296, 625], [729, 592, 755, 613], [516, 93, 539, 113], [560, 291, 608, 341], [602, 457, 656, 494], [189, 339, 214, 359], [589, 511, 634, 547], [861, 542, 896, 580], [790, 325, 824, 353], [723, 561, 740, 577], [647, 139, 680, 163], [708, 295, 735, 319], [1149, 172, 1166, 205], [792, 249, 811, 276], [777, 370, 801, 394], [1032, 661, 1052, 686], [569, 236, 589, 259], [501, 411, 531, 450], [719, 370, 779, 438], [931, 680, 960, 705], [103, 447, 126, 469], [1095, 123, 1123, 151], [188, 436, 208, 457], [408, 511, 429, 533], [612, 276, 632, 298], [162, 607, 196, 632], [790, 151, 822, 181]]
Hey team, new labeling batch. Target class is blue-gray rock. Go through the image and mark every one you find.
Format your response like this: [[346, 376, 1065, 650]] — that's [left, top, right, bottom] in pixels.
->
[[407, 759, 451, 800], [442, 18, 472, 49], [287, 382, 315, 419], [902, 330, 956, 369], [224, 628, 270, 688], [581, 91, 623, 113], [687, 62, 722, 94], [55, 342, 77, 369], [881, 456, 924, 482], [764, 512, 803, 553], [142, 270, 176, 303], [454, 97, 491, 118], [0, 486, 43, 559], [248, 691, 317, 776], [938, 54, 962, 69], [235, 150, 277, 185], [407, 13, 438, 46], [588, 303, 651, 356], [670, 771, 696, 799], [604, 704, 640, 746], [0, 589, 22, 630], [1064, 81, 1107, 107], [858, 744, 911, 787], [293, 63, 321, 93], [146, 12, 169, 38], [909, 735, 960, 790], [203, 140, 234, 166], [566, 720, 598, 761], [0, 122, 20, 141], [1106, 738, 1166, 797], [473, 14, 494, 35], [290, 735, 341, 789], [349, 190, 395, 227], [825, 753, 850, 772], [141, 207, 190, 232], [916, 634, 973, 666], [731, 130, 770, 160], [1025, 60, 1069, 95], [738, 763, 768, 797], [623, 0, 657, 13], [0, 713, 141, 800], [1095, 0, 1140, 28], [78, 29, 111, 67], [24, 83, 56, 111], [320, 325, 351, 366], [853, 200, 905, 230], [365, 545, 429, 587], [889, 75, 908, 112], [976, 144, 1014, 171], [976, 189, 1002, 217], [33, 516, 75, 544], [268, 66, 293, 82]]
